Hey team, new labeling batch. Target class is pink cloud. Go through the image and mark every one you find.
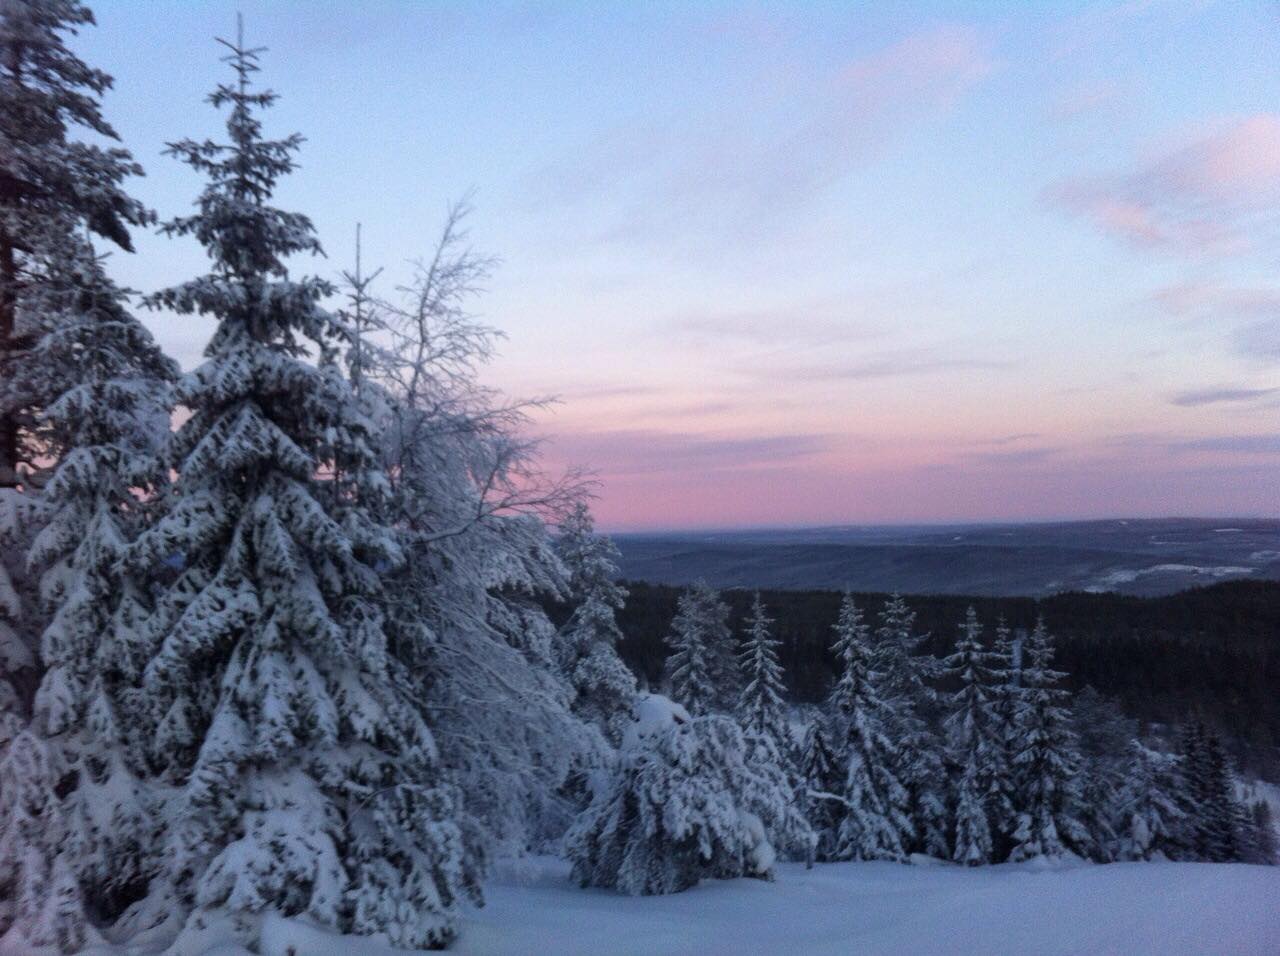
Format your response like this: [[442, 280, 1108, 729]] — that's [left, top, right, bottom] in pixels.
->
[[1163, 115, 1280, 197], [835, 24, 992, 110], [1047, 114, 1280, 256]]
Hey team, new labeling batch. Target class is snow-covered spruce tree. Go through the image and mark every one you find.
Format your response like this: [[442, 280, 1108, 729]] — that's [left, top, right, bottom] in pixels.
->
[[0, 238, 175, 951], [0, 0, 150, 750], [982, 618, 1020, 860], [1118, 741, 1186, 861], [664, 583, 720, 716], [1242, 801, 1277, 865], [829, 594, 911, 862], [1200, 731, 1243, 863], [942, 606, 1001, 865], [130, 32, 467, 949], [1176, 720, 1212, 859], [566, 694, 809, 895], [555, 501, 636, 744], [1072, 687, 1137, 862], [798, 715, 842, 862], [1007, 618, 1088, 861], [348, 200, 596, 861], [737, 593, 787, 749], [0, 0, 150, 486], [0, 488, 36, 744], [873, 595, 947, 858], [701, 584, 741, 711], [951, 757, 989, 867], [664, 580, 737, 714], [1179, 722, 1243, 863]]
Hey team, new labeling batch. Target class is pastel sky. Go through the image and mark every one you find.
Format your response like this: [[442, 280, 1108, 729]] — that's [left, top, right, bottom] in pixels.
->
[[76, 0, 1279, 530]]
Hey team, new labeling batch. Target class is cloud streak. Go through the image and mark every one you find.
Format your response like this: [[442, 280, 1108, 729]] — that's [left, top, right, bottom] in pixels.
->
[[772, 349, 1014, 383], [1171, 386, 1280, 407], [528, 24, 992, 248], [1176, 434, 1280, 455], [1047, 114, 1280, 256], [547, 429, 832, 476]]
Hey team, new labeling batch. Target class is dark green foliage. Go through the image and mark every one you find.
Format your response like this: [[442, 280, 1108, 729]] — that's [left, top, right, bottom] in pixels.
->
[[1244, 801, 1277, 865], [1180, 722, 1245, 862], [615, 580, 1280, 779]]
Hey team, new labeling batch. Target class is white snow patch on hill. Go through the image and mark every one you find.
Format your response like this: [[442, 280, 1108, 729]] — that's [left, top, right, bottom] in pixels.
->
[[455, 856, 1280, 956], [1085, 564, 1255, 592]]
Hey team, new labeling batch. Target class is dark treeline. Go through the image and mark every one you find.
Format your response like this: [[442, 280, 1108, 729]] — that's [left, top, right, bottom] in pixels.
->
[[609, 579, 1280, 779]]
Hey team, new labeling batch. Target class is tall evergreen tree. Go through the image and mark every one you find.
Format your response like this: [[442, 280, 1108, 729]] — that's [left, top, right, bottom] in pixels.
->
[[1201, 732, 1242, 863], [664, 582, 730, 716], [1008, 618, 1088, 861], [1180, 723, 1243, 863], [0, 487, 35, 741], [738, 593, 787, 748], [1118, 741, 1186, 861], [555, 502, 636, 744], [829, 594, 911, 861], [1242, 800, 1277, 865], [0, 0, 150, 488], [942, 606, 1000, 865], [1072, 687, 1136, 862], [984, 617, 1020, 860], [0, 239, 174, 949], [0, 0, 151, 753], [1178, 721, 1211, 858], [698, 581, 739, 712], [874, 595, 947, 857], [129, 28, 467, 949], [798, 716, 842, 862], [0, 5, 157, 945]]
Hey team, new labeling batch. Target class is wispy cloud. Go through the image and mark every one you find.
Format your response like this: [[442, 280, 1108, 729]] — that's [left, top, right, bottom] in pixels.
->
[[1046, 114, 1280, 256], [1145, 281, 1280, 365], [963, 446, 1061, 466], [660, 304, 887, 349], [1171, 386, 1280, 407], [547, 429, 831, 476], [1232, 321, 1280, 365], [768, 348, 1014, 383], [981, 432, 1044, 446], [527, 24, 992, 249], [1176, 434, 1280, 454], [1150, 282, 1280, 319], [550, 383, 661, 402]]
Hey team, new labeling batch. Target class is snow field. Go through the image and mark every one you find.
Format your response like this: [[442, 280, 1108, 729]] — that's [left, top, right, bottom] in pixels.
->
[[456, 856, 1280, 956]]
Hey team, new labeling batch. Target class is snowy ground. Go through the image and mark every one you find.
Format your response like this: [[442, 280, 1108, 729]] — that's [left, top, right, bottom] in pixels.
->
[[455, 856, 1280, 956]]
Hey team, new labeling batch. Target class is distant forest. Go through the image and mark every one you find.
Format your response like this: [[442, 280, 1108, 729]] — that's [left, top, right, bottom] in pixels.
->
[[591, 580, 1280, 780]]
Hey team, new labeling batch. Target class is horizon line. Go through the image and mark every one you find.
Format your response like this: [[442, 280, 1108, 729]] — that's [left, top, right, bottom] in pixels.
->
[[602, 514, 1280, 536]]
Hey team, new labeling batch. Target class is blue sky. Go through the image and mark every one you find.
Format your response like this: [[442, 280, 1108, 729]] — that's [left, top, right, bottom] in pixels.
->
[[76, 1, 1280, 528]]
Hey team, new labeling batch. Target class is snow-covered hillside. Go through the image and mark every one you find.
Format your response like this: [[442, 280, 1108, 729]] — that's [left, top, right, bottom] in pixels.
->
[[457, 856, 1280, 956]]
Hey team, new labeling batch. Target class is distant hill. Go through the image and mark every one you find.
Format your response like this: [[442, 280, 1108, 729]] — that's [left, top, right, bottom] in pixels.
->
[[613, 518, 1280, 597]]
